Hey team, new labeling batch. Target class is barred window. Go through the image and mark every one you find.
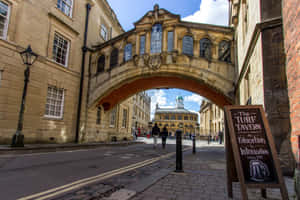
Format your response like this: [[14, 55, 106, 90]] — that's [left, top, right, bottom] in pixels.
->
[[150, 24, 162, 54], [182, 36, 193, 56], [0, 1, 10, 39], [110, 48, 118, 68], [97, 55, 105, 73], [124, 43, 132, 61], [164, 115, 169, 120], [140, 35, 146, 55], [53, 33, 69, 66], [219, 40, 231, 62], [45, 86, 64, 118], [57, 0, 73, 17], [100, 24, 108, 41], [171, 115, 176, 120], [122, 109, 128, 128], [110, 107, 116, 127], [200, 38, 212, 59], [96, 107, 101, 124], [184, 116, 188, 120], [178, 115, 182, 120], [167, 31, 174, 52]]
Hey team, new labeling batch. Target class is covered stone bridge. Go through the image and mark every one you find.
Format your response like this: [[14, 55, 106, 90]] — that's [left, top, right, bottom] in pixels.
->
[[88, 5, 235, 110]]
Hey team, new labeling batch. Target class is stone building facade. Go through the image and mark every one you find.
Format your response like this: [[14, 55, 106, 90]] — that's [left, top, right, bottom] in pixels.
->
[[199, 100, 224, 139], [0, 0, 140, 144], [154, 97, 199, 137], [131, 92, 151, 135], [229, 0, 294, 175]]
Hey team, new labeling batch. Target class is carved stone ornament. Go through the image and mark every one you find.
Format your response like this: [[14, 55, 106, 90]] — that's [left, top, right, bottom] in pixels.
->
[[147, 55, 162, 70]]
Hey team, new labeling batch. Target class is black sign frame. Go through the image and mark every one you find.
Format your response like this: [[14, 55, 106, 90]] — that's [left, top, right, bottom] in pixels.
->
[[224, 105, 288, 200]]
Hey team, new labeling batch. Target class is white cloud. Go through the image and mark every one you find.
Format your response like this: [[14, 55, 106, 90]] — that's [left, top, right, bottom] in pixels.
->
[[182, 0, 229, 26], [184, 94, 203, 106], [148, 90, 167, 120]]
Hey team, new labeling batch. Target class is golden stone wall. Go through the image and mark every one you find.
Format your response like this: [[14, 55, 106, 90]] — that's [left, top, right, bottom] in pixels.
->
[[199, 100, 224, 138], [154, 112, 198, 137], [0, 0, 129, 144]]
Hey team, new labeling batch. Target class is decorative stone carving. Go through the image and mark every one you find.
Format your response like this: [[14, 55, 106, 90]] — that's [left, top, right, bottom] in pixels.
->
[[146, 55, 162, 70]]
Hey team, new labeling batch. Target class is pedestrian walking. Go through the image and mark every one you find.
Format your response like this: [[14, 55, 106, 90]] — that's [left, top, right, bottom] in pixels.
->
[[161, 125, 168, 149], [152, 123, 160, 149], [218, 130, 224, 144]]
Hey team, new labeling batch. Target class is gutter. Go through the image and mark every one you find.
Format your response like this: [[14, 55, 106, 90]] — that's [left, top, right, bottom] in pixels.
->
[[75, 3, 92, 143]]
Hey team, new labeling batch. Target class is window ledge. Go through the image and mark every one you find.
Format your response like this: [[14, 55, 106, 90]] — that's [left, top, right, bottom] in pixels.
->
[[43, 116, 64, 121], [48, 11, 79, 36]]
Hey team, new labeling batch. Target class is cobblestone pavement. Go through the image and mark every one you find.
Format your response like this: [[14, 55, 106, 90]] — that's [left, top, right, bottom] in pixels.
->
[[47, 144, 296, 200], [131, 153, 296, 200]]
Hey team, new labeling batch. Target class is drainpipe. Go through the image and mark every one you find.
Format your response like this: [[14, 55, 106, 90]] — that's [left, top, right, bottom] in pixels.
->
[[75, 3, 91, 143]]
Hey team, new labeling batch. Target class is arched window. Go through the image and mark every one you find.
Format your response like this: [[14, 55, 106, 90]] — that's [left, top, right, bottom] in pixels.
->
[[218, 40, 231, 62], [150, 24, 162, 54], [110, 48, 118, 68], [200, 38, 212, 59], [97, 55, 105, 73], [182, 36, 193, 56], [124, 43, 132, 61]]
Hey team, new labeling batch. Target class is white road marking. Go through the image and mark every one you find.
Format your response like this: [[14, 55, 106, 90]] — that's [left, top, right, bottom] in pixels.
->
[[18, 148, 191, 200]]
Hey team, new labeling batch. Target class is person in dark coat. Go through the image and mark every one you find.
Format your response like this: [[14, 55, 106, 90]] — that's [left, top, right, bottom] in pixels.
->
[[152, 123, 160, 148], [161, 125, 168, 149]]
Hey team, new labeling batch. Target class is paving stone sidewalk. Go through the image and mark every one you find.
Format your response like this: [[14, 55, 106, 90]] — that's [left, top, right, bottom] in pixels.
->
[[131, 153, 296, 200]]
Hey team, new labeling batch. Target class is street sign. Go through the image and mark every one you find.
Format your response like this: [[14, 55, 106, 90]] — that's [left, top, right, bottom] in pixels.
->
[[224, 105, 288, 200]]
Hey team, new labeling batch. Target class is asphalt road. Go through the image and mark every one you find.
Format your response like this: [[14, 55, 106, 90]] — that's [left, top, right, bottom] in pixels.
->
[[0, 139, 225, 200]]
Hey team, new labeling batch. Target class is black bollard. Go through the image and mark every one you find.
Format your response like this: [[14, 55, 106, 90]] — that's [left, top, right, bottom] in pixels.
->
[[175, 129, 183, 172], [192, 135, 196, 154]]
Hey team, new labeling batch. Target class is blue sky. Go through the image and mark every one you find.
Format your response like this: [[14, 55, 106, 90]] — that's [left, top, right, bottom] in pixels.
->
[[106, 0, 229, 119]]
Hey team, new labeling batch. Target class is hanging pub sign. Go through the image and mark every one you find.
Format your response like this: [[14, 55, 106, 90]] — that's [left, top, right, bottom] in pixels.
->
[[224, 105, 288, 200]]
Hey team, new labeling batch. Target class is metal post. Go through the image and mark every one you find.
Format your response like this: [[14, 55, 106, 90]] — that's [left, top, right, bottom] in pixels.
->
[[12, 66, 30, 147], [175, 129, 183, 172], [192, 135, 196, 154]]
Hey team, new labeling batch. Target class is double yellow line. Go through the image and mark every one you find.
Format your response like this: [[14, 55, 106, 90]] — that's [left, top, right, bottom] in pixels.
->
[[18, 150, 185, 200]]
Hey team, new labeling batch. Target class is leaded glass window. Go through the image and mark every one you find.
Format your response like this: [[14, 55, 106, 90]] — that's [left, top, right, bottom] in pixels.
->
[[219, 40, 231, 62], [122, 109, 128, 128], [110, 48, 118, 68], [182, 36, 193, 56], [0, 1, 9, 39], [150, 24, 162, 54], [167, 31, 174, 52], [45, 86, 64, 119], [140, 35, 145, 55], [100, 24, 108, 41], [124, 43, 132, 61], [53, 33, 69, 67], [57, 0, 73, 17], [200, 38, 212, 59], [97, 55, 105, 73], [96, 107, 101, 124], [110, 107, 116, 127]]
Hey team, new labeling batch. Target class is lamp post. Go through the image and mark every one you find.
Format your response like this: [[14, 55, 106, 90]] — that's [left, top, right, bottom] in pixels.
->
[[12, 45, 38, 147]]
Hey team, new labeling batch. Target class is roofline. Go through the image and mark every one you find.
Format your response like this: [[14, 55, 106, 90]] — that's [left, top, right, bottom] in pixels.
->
[[101, 0, 124, 32], [178, 21, 234, 33], [92, 29, 135, 50]]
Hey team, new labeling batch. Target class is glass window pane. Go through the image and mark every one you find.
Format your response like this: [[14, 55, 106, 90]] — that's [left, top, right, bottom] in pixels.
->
[[110, 48, 118, 68], [140, 35, 145, 55], [200, 38, 211, 59], [124, 43, 132, 61], [97, 55, 105, 73], [182, 36, 193, 56], [150, 24, 162, 54], [167, 31, 174, 52]]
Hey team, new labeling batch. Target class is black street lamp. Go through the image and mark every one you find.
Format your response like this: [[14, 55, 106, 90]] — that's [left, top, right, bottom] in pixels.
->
[[12, 45, 38, 147]]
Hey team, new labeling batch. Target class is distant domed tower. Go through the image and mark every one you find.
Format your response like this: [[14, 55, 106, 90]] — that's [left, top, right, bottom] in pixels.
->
[[176, 96, 184, 109]]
